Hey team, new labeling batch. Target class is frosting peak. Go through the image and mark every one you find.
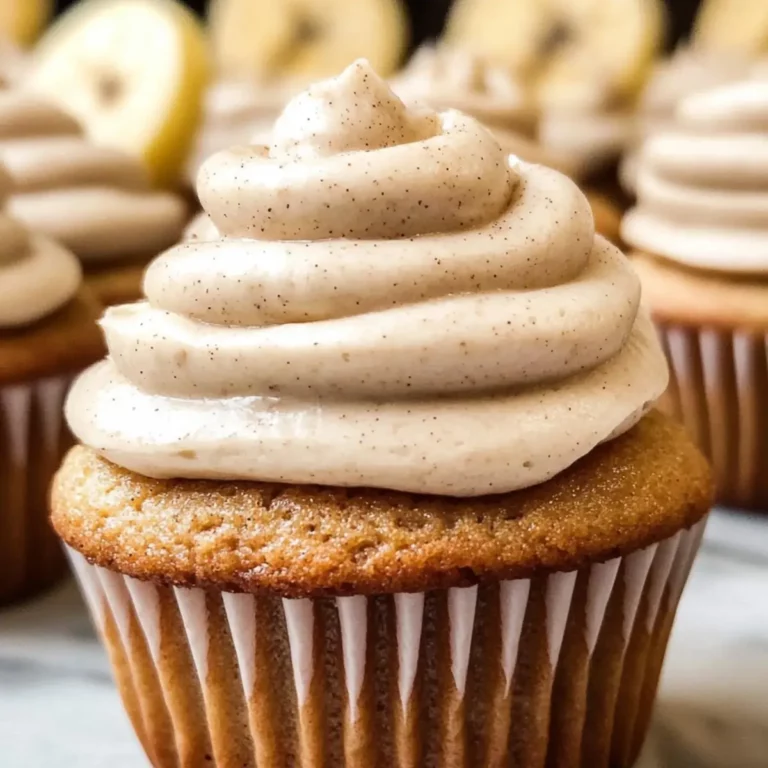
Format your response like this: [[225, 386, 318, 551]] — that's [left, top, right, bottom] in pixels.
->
[[623, 77, 768, 274], [199, 62, 513, 241], [272, 60, 438, 161], [67, 61, 667, 497], [0, 162, 81, 328]]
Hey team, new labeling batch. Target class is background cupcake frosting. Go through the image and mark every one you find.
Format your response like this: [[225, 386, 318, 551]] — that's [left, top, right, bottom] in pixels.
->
[[0, 162, 81, 328], [624, 77, 768, 273], [0, 89, 188, 264]]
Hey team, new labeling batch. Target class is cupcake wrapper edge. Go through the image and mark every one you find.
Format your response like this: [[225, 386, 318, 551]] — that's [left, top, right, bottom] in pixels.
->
[[66, 516, 705, 768]]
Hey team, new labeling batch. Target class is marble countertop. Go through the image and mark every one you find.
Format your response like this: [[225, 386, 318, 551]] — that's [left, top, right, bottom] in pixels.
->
[[1, 508, 767, 768]]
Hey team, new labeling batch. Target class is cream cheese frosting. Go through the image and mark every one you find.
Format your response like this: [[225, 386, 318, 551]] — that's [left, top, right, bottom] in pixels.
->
[[621, 48, 754, 192], [0, 89, 188, 263], [392, 46, 577, 176], [0, 162, 81, 328], [67, 60, 667, 497], [623, 78, 768, 274]]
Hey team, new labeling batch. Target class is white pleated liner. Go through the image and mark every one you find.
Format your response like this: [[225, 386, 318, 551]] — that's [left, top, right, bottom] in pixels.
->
[[663, 323, 768, 507], [1, 376, 69, 466], [66, 518, 706, 734], [0, 376, 71, 602]]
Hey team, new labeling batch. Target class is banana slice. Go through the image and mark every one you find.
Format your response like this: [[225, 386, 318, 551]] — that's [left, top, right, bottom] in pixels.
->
[[0, 0, 52, 47], [209, 0, 408, 80], [445, 0, 665, 107], [27, 0, 210, 188], [694, 0, 768, 54]]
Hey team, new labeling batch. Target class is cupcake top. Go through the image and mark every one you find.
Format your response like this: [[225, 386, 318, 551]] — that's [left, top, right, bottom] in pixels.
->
[[621, 47, 754, 192], [637, 47, 754, 133], [622, 77, 768, 274], [66, 60, 668, 497], [187, 77, 298, 185], [0, 88, 188, 264], [0, 162, 81, 328]]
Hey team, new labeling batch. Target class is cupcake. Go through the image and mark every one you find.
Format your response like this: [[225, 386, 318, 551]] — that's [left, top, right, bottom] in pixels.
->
[[622, 77, 768, 509], [0, 161, 104, 604], [0, 88, 189, 305], [621, 47, 754, 194], [392, 45, 621, 243], [53, 61, 711, 767]]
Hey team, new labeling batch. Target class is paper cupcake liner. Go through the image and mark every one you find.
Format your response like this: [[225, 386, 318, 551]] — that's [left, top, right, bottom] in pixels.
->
[[659, 322, 768, 509], [0, 376, 72, 603], [67, 517, 705, 768]]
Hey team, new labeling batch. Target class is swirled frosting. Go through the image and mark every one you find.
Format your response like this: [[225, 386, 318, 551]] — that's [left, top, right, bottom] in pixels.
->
[[621, 48, 754, 192], [0, 89, 187, 263], [67, 60, 667, 497], [623, 78, 768, 274], [0, 162, 81, 328], [392, 46, 577, 175]]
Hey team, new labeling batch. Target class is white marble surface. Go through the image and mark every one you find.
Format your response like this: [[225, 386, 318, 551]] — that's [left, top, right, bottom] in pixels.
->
[[1, 508, 766, 768]]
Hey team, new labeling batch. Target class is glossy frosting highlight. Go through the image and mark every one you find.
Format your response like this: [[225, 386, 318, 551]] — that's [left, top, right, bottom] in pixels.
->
[[67, 60, 667, 496], [623, 78, 768, 273], [0, 163, 81, 328], [0, 89, 187, 263]]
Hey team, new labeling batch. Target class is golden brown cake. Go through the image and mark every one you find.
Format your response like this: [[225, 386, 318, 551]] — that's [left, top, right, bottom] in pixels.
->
[[623, 76, 768, 509], [53, 62, 711, 767], [0, 162, 103, 604]]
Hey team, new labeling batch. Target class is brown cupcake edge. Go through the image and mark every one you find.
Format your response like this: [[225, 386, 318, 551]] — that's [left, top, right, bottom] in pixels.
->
[[0, 288, 105, 385], [52, 411, 712, 598], [631, 250, 768, 331]]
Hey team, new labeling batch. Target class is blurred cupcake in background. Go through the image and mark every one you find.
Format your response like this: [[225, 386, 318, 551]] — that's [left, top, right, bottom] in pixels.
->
[[391, 44, 622, 242], [0, 161, 103, 604], [8, 0, 211, 305], [0, 88, 189, 306], [622, 76, 768, 510], [621, 48, 753, 194], [444, 0, 666, 196], [620, 0, 768, 196], [53, 61, 711, 768]]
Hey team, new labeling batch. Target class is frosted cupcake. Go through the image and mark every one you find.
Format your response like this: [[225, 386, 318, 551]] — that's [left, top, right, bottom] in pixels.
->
[[53, 62, 711, 767], [621, 47, 754, 193], [0, 88, 189, 305], [392, 45, 621, 242], [623, 77, 768, 509], [0, 161, 103, 603]]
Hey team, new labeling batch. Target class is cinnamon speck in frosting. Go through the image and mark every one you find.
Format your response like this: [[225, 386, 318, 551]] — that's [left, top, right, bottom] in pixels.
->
[[66, 60, 668, 497]]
